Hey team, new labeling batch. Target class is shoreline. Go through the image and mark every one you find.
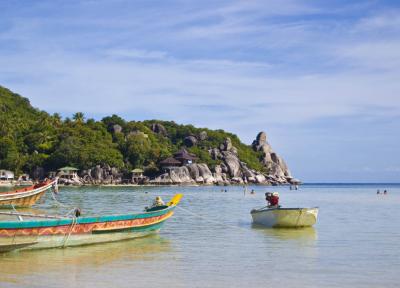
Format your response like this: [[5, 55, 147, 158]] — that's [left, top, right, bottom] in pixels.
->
[[58, 183, 277, 187]]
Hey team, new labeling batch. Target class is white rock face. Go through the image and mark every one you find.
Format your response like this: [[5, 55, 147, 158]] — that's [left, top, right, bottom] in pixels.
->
[[151, 131, 294, 185], [252, 131, 292, 182]]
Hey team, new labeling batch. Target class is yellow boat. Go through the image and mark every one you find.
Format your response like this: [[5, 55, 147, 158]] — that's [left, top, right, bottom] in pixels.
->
[[251, 207, 318, 228]]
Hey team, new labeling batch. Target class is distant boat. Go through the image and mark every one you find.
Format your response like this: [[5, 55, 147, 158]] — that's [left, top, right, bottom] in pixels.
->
[[0, 178, 58, 208], [0, 194, 183, 253], [251, 207, 318, 228]]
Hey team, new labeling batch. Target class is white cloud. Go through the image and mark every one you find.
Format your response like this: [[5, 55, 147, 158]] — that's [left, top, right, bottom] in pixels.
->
[[1, 0, 400, 181], [105, 49, 168, 60]]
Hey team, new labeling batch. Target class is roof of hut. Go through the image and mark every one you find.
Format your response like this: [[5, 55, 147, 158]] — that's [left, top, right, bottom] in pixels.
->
[[132, 168, 144, 173], [173, 148, 197, 160], [159, 157, 181, 166], [58, 166, 79, 171]]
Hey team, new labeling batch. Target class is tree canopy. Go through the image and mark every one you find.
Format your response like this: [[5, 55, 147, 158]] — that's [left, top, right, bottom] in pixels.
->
[[0, 85, 264, 176]]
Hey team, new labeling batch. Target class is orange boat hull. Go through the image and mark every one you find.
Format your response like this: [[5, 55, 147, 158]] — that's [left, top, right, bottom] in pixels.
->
[[0, 179, 56, 208]]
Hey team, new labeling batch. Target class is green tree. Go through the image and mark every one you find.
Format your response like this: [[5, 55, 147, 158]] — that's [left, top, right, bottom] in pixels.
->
[[72, 112, 85, 123]]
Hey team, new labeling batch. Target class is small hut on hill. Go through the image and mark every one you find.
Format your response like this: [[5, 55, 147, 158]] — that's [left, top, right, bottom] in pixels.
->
[[131, 168, 147, 184], [0, 170, 14, 181], [173, 148, 197, 165], [57, 167, 79, 180]]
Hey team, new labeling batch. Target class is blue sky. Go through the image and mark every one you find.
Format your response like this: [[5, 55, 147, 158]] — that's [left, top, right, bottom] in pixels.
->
[[1, 0, 399, 182]]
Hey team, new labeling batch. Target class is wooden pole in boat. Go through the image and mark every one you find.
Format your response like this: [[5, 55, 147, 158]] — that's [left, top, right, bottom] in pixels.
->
[[11, 204, 23, 221]]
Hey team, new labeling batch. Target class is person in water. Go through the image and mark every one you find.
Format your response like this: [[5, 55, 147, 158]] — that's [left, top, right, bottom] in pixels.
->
[[384, 190, 387, 195], [152, 196, 165, 207], [265, 192, 280, 208], [377, 189, 380, 194]]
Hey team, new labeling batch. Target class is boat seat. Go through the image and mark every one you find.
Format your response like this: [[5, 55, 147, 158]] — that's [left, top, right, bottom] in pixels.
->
[[145, 205, 168, 212]]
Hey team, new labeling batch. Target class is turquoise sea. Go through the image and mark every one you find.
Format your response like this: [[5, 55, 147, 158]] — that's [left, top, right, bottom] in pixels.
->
[[0, 184, 399, 288]]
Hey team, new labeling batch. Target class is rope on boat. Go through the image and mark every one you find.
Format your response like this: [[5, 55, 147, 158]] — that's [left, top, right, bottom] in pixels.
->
[[62, 216, 77, 247], [176, 206, 247, 231], [50, 188, 73, 208], [295, 209, 303, 228], [10, 204, 23, 221]]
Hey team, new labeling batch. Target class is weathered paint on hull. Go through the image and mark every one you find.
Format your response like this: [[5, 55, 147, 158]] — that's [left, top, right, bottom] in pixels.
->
[[0, 221, 165, 251], [0, 179, 56, 208], [251, 207, 318, 228], [0, 193, 182, 252], [0, 191, 46, 208]]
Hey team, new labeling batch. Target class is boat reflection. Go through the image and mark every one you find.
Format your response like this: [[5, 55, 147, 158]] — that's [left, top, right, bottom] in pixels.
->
[[0, 234, 172, 280], [252, 224, 317, 242]]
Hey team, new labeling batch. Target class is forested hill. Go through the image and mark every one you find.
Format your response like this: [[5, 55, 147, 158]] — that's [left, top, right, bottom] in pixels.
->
[[0, 85, 266, 176]]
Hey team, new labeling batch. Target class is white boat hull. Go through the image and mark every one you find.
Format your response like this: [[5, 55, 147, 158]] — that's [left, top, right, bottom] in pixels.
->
[[251, 207, 318, 228]]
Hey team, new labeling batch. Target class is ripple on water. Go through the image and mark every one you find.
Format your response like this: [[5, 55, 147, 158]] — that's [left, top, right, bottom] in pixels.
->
[[0, 184, 399, 288]]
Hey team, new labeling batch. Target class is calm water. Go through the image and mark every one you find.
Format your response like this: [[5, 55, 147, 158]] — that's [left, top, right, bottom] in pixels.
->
[[0, 184, 399, 288]]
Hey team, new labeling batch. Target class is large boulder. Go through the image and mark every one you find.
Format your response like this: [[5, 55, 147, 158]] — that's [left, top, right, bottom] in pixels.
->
[[214, 164, 223, 174], [198, 131, 208, 141], [255, 174, 267, 183], [209, 148, 221, 160], [184, 135, 198, 147], [151, 166, 194, 184], [197, 163, 215, 184], [187, 164, 200, 179], [223, 137, 233, 151], [112, 124, 122, 133], [250, 131, 295, 184], [222, 151, 242, 178], [252, 132, 266, 149], [242, 165, 256, 179], [93, 165, 103, 181], [187, 163, 215, 184], [150, 123, 168, 136], [252, 131, 272, 153]]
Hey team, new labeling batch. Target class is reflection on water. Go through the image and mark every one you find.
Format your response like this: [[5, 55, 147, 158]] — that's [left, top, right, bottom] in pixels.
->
[[0, 235, 171, 283], [252, 224, 317, 241], [0, 184, 399, 288]]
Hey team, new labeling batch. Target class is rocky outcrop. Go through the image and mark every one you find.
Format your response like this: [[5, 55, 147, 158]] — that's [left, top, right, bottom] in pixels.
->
[[183, 131, 208, 147], [150, 163, 216, 185], [252, 131, 292, 183], [150, 166, 195, 185], [184, 135, 197, 147], [56, 131, 295, 186], [79, 165, 123, 185], [113, 124, 123, 133], [150, 123, 168, 136], [198, 131, 208, 141]]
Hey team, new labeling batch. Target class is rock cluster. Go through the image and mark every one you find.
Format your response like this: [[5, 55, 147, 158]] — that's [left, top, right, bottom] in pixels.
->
[[150, 163, 216, 185], [150, 123, 168, 136], [252, 132, 292, 183], [54, 130, 296, 186], [151, 131, 295, 185], [79, 165, 123, 185], [209, 137, 267, 185]]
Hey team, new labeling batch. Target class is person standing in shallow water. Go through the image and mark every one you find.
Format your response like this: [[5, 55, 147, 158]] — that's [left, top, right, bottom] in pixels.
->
[[377, 189, 380, 194], [384, 190, 387, 195]]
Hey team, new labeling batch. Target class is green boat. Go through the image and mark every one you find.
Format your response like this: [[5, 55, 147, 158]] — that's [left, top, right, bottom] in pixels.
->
[[0, 194, 182, 253]]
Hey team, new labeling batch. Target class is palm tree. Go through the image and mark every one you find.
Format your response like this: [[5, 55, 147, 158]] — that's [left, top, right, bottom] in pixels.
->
[[73, 112, 85, 123], [52, 113, 62, 127]]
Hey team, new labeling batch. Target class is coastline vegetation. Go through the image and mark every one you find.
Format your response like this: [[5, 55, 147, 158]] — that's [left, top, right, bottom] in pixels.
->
[[0, 85, 264, 176]]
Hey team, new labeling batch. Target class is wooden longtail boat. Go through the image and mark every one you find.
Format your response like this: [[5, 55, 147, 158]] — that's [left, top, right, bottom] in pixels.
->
[[0, 178, 58, 208], [251, 207, 319, 228], [0, 194, 183, 252]]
